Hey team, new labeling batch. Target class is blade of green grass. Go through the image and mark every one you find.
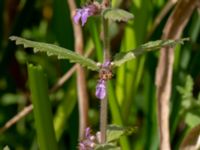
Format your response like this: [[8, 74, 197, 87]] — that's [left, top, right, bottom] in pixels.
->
[[108, 81, 131, 150], [88, 19, 103, 62], [28, 64, 58, 150], [143, 70, 159, 150], [54, 81, 77, 140], [119, 1, 152, 149]]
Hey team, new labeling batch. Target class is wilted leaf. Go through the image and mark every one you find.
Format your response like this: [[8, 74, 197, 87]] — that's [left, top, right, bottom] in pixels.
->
[[106, 124, 136, 143], [180, 124, 200, 150], [113, 38, 189, 67], [103, 8, 134, 22], [10, 36, 99, 71]]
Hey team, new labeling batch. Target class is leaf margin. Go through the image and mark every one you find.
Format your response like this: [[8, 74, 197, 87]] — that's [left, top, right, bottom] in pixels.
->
[[9, 36, 100, 71], [103, 8, 134, 22], [112, 38, 189, 67]]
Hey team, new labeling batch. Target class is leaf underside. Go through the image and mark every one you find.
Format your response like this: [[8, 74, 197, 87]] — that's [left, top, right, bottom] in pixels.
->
[[10, 36, 99, 71], [113, 38, 189, 67], [103, 8, 134, 22]]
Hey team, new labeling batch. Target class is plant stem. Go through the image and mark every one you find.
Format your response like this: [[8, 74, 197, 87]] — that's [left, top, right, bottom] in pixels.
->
[[100, 92, 108, 143], [102, 17, 110, 61], [100, 8, 110, 143]]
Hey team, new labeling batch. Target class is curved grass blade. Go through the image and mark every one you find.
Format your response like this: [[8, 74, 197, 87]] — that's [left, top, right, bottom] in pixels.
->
[[113, 38, 189, 67], [10, 36, 99, 71]]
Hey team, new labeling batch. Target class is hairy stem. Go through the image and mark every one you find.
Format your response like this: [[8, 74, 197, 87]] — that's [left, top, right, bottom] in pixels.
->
[[100, 92, 108, 143], [100, 7, 110, 143], [103, 18, 110, 61]]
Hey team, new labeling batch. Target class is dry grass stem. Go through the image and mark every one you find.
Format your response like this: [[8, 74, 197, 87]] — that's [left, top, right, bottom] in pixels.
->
[[155, 0, 199, 150], [147, 0, 178, 39], [67, 0, 89, 139], [0, 105, 33, 134]]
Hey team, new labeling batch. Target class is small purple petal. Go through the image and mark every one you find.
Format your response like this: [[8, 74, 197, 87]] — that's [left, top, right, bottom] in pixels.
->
[[81, 9, 90, 26], [85, 127, 91, 138], [96, 80, 106, 100], [79, 143, 87, 150], [102, 60, 111, 67], [73, 9, 82, 24], [73, 3, 99, 26]]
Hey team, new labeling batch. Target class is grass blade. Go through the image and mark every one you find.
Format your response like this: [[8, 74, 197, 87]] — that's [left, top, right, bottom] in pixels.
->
[[28, 64, 58, 150]]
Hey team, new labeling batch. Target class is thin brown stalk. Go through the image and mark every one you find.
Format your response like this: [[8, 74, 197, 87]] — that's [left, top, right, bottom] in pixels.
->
[[67, 0, 89, 139], [0, 104, 33, 133], [155, 0, 199, 150], [147, 0, 178, 39]]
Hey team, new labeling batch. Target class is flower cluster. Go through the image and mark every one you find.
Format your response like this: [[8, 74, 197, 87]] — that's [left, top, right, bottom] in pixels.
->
[[73, 2, 101, 26], [79, 127, 101, 150]]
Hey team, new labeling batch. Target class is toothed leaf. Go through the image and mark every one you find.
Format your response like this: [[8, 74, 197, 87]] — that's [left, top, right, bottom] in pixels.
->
[[113, 38, 189, 67], [103, 8, 134, 22], [10, 36, 99, 71], [106, 125, 136, 143]]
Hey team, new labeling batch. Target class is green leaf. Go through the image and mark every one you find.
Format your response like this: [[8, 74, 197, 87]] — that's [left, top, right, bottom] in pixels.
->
[[95, 143, 121, 150], [10, 36, 99, 71], [113, 38, 189, 67], [185, 113, 200, 128], [106, 125, 137, 143], [103, 8, 134, 22]]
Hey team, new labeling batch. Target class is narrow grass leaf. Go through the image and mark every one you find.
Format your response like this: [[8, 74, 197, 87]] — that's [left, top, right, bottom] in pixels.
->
[[108, 81, 131, 150], [28, 64, 58, 150]]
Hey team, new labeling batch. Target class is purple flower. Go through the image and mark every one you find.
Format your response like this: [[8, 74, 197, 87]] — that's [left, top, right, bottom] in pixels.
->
[[73, 3, 100, 26], [79, 127, 98, 150], [85, 127, 91, 138], [96, 79, 106, 100]]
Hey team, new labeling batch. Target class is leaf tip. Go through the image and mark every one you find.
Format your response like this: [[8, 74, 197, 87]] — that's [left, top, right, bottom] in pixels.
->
[[9, 36, 18, 41]]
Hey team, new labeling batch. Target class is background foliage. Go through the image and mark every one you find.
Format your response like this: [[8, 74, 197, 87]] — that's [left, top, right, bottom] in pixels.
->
[[0, 0, 199, 149]]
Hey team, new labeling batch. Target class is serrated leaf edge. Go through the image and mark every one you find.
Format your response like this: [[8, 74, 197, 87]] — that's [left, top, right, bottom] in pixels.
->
[[10, 36, 99, 71]]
